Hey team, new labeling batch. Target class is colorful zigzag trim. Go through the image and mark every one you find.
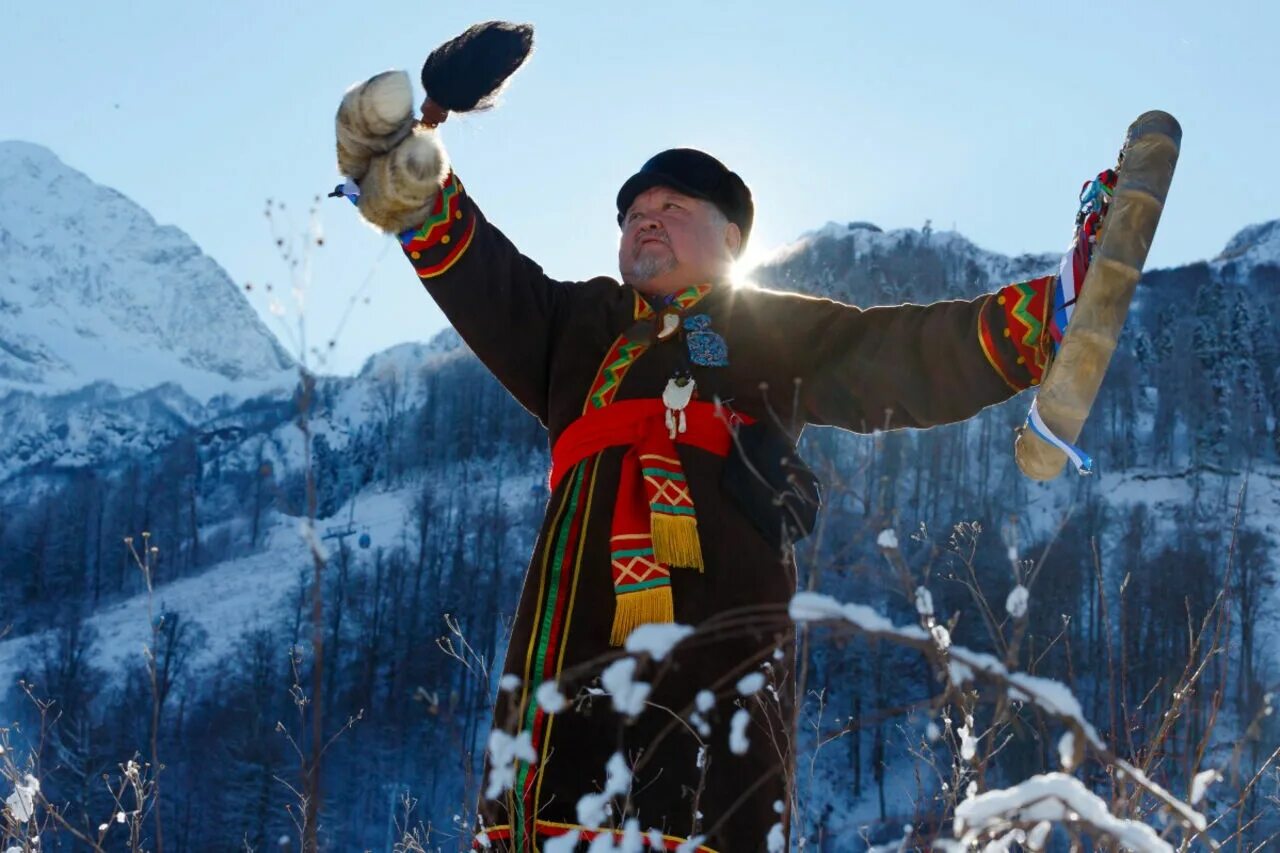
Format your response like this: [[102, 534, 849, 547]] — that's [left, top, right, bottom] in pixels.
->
[[399, 171, 474, 279]]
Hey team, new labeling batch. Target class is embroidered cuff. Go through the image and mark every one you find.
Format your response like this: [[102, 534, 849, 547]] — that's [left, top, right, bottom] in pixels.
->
[[399, 171, 475, 279], [978, 274, 1055, 391]]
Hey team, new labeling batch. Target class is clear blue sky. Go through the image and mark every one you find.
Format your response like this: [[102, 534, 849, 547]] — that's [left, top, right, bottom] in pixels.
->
[[6, 1, 1277, 375]]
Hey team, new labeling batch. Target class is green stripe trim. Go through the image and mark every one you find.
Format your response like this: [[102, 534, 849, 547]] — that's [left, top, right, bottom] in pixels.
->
[[515, 459, 587, 841], [641, 467, 686, 480], [651, 503, 697, 516], [618, 578, 671, 593], [610, 547, 655, 559], [406, 179, 459, 239], [1008, 281, 1043, 349]]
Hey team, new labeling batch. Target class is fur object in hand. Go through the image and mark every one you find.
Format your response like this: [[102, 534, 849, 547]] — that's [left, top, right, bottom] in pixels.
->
[[420, 21, 533, 112], [334, 22, 532, 234], [335, 70, 449, 235]]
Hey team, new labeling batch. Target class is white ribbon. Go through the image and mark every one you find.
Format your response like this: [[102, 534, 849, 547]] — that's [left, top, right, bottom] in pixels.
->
[[1026, 397, 1093, 475]]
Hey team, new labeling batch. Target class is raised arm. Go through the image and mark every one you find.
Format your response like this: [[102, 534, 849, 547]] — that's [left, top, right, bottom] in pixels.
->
[[763, 276, 1057, 433], [335, 70, 565, 425]]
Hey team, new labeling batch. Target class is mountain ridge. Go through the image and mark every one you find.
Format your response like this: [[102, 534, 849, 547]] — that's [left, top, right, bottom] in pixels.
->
[[0, 140, 297, 404]]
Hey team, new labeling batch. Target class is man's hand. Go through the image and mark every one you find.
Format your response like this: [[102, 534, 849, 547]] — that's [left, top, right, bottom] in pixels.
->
[[335, 70, 449, 235]]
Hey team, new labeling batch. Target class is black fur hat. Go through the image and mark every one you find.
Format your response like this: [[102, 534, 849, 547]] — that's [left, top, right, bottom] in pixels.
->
[[616, 149, 754, 249]]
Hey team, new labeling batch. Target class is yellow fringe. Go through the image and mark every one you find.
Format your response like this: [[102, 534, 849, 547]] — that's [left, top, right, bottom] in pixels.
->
[[650, 513, 704, 571], [609, 586, 674, 647]]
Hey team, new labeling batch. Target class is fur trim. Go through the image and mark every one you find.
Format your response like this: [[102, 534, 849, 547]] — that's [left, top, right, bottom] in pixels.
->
[[335, 70, 414, 181], [356, 128, 450, 234]]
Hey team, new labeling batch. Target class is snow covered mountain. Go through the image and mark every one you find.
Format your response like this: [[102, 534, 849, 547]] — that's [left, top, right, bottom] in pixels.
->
[[0, 141, 296, 403], [1214, 218, 1280, 270], [774, 215, 1280, 292], [769, 219, 1063, 292]]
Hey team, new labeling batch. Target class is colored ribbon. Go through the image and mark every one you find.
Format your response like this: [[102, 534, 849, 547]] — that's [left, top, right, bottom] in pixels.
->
[[1030, 167, 1117, 474], [1026, 398, 1093, 475]]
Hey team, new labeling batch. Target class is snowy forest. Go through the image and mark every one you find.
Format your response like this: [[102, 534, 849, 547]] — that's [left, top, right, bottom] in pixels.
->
[[1, 141, 1278, 850]]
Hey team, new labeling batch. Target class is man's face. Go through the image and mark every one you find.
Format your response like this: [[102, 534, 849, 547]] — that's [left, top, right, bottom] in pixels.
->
[[617, 186, 741, 296]]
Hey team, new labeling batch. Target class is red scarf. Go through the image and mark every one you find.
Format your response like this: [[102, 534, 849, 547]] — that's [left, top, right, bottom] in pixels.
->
[[550, 399, 752, 645]]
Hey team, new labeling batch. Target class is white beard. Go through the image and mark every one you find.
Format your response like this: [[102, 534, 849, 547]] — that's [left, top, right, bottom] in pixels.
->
[[621, 245, 677, 284]]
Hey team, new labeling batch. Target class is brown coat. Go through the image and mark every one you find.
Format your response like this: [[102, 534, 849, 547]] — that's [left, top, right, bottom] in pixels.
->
[[399, 174, 1036, 851]]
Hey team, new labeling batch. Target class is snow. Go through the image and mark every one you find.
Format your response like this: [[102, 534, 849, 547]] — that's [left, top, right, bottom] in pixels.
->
[[0, 480, 533, 719], [600, 657, 651, 718], [0, 380, 221, 481], [484, 729, 536, 800], [788, 592, 928, 642], [736, 672, 766, 696], [941, 644, 1105, 750], [1190, 768, 1220, 805], [953, 773, 1172, 853], [623, 623, 693, 662], [1057, 731, 1076, 771], [499, 674, 521, 693], [543, 831, 580, 852], [587, 832, 616, 852], [784, 587, 1211, 835], [913, 586, 933, 617], [690, 688, 715, 736], [758, 219, 1060, 290], [575, 752, 631, 827], [729, 708, 751, 755], [618, 819, 643, 852], [536, 681, 568, 714], [766, 821, 785, 852], [355, 332, 469, 382], [604, 752, 632, 797], [1005, 585, 1029, 619], [0, 519, 305, 693], [957, 718, 977, 763], [0, 141, 296, 404], [4, 773, 38, 823], [876, 528, 899, 550], [1213, 219, 1280, 269]]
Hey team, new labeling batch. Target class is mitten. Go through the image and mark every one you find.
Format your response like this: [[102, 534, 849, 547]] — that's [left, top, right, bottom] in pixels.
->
[[335, 70, 449, 234], [333, 22, 534, 235]]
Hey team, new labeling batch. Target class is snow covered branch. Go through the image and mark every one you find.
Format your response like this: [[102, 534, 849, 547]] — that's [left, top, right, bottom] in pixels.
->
[[789, 590, 1218, 849]]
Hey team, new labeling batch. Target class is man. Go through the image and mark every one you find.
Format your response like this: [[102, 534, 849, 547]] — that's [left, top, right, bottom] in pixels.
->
[[336, 70, 1058, 852]]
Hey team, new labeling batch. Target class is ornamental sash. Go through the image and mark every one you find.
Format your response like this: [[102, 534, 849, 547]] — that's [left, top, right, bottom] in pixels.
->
[[549, 398, 752, 645]]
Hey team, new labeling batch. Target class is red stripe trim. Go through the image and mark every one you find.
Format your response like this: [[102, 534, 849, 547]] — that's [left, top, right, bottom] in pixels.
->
[[542, 491, 585, 681], [522, 457, 592, 807], [474, 822, 719, 852], [415, 215, 477, 278]]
